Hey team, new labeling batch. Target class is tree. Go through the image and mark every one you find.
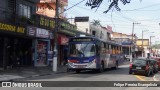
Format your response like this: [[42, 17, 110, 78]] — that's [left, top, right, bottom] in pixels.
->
[[91, 19, 102, 26], [86, 0, 142, 13]]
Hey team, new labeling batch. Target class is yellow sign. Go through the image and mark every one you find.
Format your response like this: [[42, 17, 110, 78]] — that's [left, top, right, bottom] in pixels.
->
[[40, 17, 54, 29], [0, 22, 25, 34], [136, 40, 149, 46]]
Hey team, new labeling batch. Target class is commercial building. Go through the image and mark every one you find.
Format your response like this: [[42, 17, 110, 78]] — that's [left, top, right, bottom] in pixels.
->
[[36, 0, 91, 66], [0, 0, 43, 69], [111, 32, 138, 58]]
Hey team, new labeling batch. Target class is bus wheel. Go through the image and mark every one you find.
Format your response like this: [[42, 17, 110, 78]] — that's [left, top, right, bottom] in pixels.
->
[[113, 62, 118, 70], [76, 70, 81, 73], [98, 63, 104, 73]]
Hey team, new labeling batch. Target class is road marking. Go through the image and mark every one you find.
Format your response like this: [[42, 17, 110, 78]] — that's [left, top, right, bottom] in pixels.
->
[[135, 75, 145, 81]]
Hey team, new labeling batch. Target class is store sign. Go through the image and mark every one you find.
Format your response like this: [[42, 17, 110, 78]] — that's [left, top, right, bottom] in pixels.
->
[[0, 22, 25, 34], [60, 21, 76, 31], [59, 35, 69, 45], [36, 28, 49, 38], [48, 51, 53, 61], [27, 26, 36, 36], [40, 16, 54, 29]]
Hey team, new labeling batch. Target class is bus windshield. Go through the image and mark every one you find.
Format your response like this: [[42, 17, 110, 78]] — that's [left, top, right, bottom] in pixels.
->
[[69, 43, 96, 57]]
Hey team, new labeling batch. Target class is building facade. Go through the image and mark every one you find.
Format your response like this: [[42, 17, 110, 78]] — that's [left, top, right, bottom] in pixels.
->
[[136, 39, 149, 58], [112, 32, 138, 57], [36, 0, 91, 66], [0, 0, 44, 69]]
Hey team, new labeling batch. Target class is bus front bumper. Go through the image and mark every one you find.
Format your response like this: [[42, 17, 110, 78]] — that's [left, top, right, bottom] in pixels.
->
[[67, 61, 97, 70]]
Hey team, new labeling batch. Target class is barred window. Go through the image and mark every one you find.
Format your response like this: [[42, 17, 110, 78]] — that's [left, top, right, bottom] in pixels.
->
[[19, 4, 31, 18]]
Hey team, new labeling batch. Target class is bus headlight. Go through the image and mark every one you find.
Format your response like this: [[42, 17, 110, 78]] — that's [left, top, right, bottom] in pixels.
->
[[88, 59, 96, 65]]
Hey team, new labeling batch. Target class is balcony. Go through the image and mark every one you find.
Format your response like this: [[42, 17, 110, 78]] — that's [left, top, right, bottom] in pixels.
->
[[0, 11, 76, 31]]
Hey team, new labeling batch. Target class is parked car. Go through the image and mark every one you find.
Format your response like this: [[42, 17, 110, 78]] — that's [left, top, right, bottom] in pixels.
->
[[148, 59, 158, 73], [129, 58, 154, 77]]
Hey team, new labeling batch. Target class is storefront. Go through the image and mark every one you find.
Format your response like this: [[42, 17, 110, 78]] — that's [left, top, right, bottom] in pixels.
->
[[0, 22, 34, 69], [27, 26, 51, 66], [58, 34, 69, 65]]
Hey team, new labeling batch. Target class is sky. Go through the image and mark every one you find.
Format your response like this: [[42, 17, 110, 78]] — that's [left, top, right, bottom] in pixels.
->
[[65, 0, 160, 45]]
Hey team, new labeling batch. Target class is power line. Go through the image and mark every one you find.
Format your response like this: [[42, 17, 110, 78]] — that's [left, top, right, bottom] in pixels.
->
[[67, 2, 132, 23], [122, 3, 160, 11], [60, 0, 86, 15]]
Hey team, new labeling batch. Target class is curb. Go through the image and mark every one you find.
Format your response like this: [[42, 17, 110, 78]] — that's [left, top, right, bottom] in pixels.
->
[[153, 71, 160, 81]]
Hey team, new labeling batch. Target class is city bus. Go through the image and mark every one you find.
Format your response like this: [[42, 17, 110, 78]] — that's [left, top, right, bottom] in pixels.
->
[[67, 36, 122, 73]]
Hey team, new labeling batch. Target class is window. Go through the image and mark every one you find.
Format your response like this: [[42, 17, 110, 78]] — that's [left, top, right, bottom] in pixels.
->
[[19, 4, 31, 18], [92, 31, 96, 36]]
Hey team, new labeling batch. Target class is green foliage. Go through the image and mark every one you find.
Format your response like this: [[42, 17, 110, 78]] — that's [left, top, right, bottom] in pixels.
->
[[86, 0, 142, 13], [91, 19, 102, 26]]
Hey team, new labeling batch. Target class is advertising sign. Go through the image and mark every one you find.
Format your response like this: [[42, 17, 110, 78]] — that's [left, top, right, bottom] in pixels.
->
[[0, 22, 26, 35], [36, 28, 49, 38], [48, 51, 53, 61], [27, 26, 36, 36]]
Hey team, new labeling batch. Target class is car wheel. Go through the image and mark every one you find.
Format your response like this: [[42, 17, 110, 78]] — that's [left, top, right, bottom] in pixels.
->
[[98, 63, 104, 73], [151, 70, 154, 75], [145, 71, 150, 77], [113, 61, 118, 70]]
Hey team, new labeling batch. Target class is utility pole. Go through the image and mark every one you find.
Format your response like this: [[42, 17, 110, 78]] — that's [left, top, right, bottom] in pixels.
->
[[53, 0, 59, 72], [131, 22, 140, 62], [141, 30, 148, 57], [142, 30, 144, 57], [130, 22, 134, 62]]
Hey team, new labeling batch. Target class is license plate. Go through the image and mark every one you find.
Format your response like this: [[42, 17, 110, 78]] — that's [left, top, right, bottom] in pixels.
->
[[78, 66, 85, 68], [136, 67, 141, 69]]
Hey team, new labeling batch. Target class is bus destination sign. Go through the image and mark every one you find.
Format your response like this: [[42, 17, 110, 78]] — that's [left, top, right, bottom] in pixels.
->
[[70, 38, 94, 42]]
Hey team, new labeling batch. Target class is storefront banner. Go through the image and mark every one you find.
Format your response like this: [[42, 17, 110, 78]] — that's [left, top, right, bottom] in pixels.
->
[[58, 35, 69, 45], [36, 28, 49, 38], [48, 51, 53, 61], [0, 22, 26, 35]]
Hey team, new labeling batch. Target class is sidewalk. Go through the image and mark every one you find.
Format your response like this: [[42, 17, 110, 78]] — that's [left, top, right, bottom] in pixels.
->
[[153, 71, 160, 81], [0, 66, 67, 81]]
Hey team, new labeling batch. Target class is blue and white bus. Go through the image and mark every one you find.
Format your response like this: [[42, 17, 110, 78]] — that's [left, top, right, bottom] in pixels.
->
[[67, 36, 122, 73]]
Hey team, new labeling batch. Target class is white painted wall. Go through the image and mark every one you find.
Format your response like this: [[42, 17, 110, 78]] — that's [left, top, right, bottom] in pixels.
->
[[90, 24, 110, 41], [76, 22, 90, 34]]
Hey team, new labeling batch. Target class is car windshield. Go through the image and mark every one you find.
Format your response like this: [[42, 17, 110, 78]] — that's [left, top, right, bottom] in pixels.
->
[[133, 59, 146, 65], [69, 43, 96, 57]]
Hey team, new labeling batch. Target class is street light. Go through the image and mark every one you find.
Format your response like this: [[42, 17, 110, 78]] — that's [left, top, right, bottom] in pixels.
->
[[142, 30, 149, 57], [130, 22, 140, 62]]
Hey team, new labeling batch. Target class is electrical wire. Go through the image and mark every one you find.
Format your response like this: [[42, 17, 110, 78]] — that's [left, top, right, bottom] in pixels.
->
[[122, 3, 160, 11], [59, 0, 86, 15]]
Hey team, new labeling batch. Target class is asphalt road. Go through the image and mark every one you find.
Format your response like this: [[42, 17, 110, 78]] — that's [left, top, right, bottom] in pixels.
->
[[1, 64, 160, 90]]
